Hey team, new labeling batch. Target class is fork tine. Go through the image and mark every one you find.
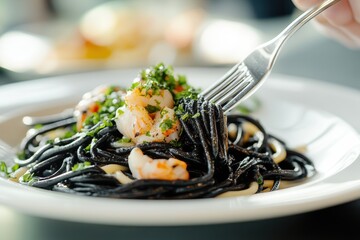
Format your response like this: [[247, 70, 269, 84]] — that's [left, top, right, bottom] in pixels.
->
[[201, 63, 246, 102], [221, 74, 255, 112], [217, 72, 252, 105], [200, 61, 256, 113], [205, 63, 250, 103], [200, 62, 242, 99]]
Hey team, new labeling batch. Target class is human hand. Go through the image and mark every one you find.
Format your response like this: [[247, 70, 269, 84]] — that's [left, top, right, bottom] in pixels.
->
[[292, 0, 360, 48]]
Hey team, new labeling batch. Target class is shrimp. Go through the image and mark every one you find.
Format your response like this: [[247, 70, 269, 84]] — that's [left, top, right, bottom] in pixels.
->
[[115, 80, 180, 144], [128, 147, 189, 180], [74, 85, 125, 131], [125, 87, 174, 109], [116, 105, 154, 140], [135, 107, 180, 143]]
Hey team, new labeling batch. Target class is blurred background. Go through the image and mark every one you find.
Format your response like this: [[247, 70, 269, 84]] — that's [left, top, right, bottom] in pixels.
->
[[1, 2, 360, 239], [0, 0, 359, 88]]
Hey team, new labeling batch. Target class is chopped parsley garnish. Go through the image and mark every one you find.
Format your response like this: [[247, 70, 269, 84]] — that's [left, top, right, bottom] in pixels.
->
[[86, 119, 114, 137], [118, 137, 132, 143], [145, 104, 161, 113], [21, 172, 37, 184], [159, 119, 175, 132], [129, 63, 196, 101], [62, 125, 78, 139], [16, 151, 26, 160], [116, 108, 124, 116], [175, 103, 185, 115], [137, 63, 177, 93], [81, 86, 125, 135], [34, 124, 43, 130], [22, 172, 33, 182], [160, 108, 169, 117], [0, 161, 8, 176], [180, 112, 191, 121], [192, 112, 201, 118], [169, 139, 182, 147], [257, 176, 264, 185], [72, 161, 92, 172], [0, 161, 19, 177], [174, 87, 200, 102], [175, 102, 201, 120]]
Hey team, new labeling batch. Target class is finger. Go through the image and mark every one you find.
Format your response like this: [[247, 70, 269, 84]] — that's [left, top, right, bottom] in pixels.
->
[[294, 0, 360, 48], [321, 0, 354, 26], [292, 0, 322, 11], [314, 17, 360, 48], [349, 0, 360, 23], [320, 0, 360, 46], [292, 0, 351, 25], [339, 21, 360, 46]]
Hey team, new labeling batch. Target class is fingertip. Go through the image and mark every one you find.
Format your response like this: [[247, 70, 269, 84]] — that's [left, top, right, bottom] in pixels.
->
[[322, 0, 353, 26], [313, 19, 360, 49], [349, 0, 360, 23], [292, 0, 323, 11]]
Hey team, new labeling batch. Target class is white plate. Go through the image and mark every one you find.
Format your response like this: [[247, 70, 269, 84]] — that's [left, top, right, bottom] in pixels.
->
[[0, 68, 360, 226]]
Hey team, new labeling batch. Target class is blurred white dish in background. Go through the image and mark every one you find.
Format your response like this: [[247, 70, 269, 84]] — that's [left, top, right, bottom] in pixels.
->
[[194, 20, 262, 64], [0, 31, 52, 73]]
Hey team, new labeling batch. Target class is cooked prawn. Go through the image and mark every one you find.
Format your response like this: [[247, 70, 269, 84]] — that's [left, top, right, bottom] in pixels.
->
[[125, 87, 174, 109], [128, 147, 189, 180], [135, 107, 180, 143], [115, 80, 180, 144], [116, 105, 153, 140], [74, 85, 124, 130]]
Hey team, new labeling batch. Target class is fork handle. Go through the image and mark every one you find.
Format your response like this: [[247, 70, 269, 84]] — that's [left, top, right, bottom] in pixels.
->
[[269, 0, 341, 58], [280, 0, 340, 39]]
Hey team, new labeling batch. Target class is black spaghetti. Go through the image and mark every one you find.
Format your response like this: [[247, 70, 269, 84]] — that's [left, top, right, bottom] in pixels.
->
[[10, 63, 315, 199]]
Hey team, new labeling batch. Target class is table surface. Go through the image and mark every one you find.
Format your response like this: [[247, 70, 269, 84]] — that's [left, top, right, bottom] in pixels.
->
[[1, 11, 360, 240]]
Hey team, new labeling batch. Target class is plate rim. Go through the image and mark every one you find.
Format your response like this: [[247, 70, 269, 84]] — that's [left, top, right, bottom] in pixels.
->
[[1, 68, 360, 226]]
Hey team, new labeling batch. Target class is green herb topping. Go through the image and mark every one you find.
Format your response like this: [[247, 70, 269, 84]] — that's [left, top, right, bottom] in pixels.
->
[[159, 118, 175, 132], [0, 161, 19, 177], [82, 86, 125, 134], [130, 63, 200, 102], [72, 161, 92, 172]]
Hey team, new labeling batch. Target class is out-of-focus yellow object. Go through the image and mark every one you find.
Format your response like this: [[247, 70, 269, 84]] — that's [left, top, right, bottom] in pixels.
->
[[0, 0, 263, 79], [80, 2, 162, 49], [165, 9, 205, 51], [47, 1, 205, 71], [0, 0, 206, 78]]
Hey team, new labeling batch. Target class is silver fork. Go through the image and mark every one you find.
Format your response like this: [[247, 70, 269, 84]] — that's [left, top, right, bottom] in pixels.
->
[[200, 0, 341, 113]]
